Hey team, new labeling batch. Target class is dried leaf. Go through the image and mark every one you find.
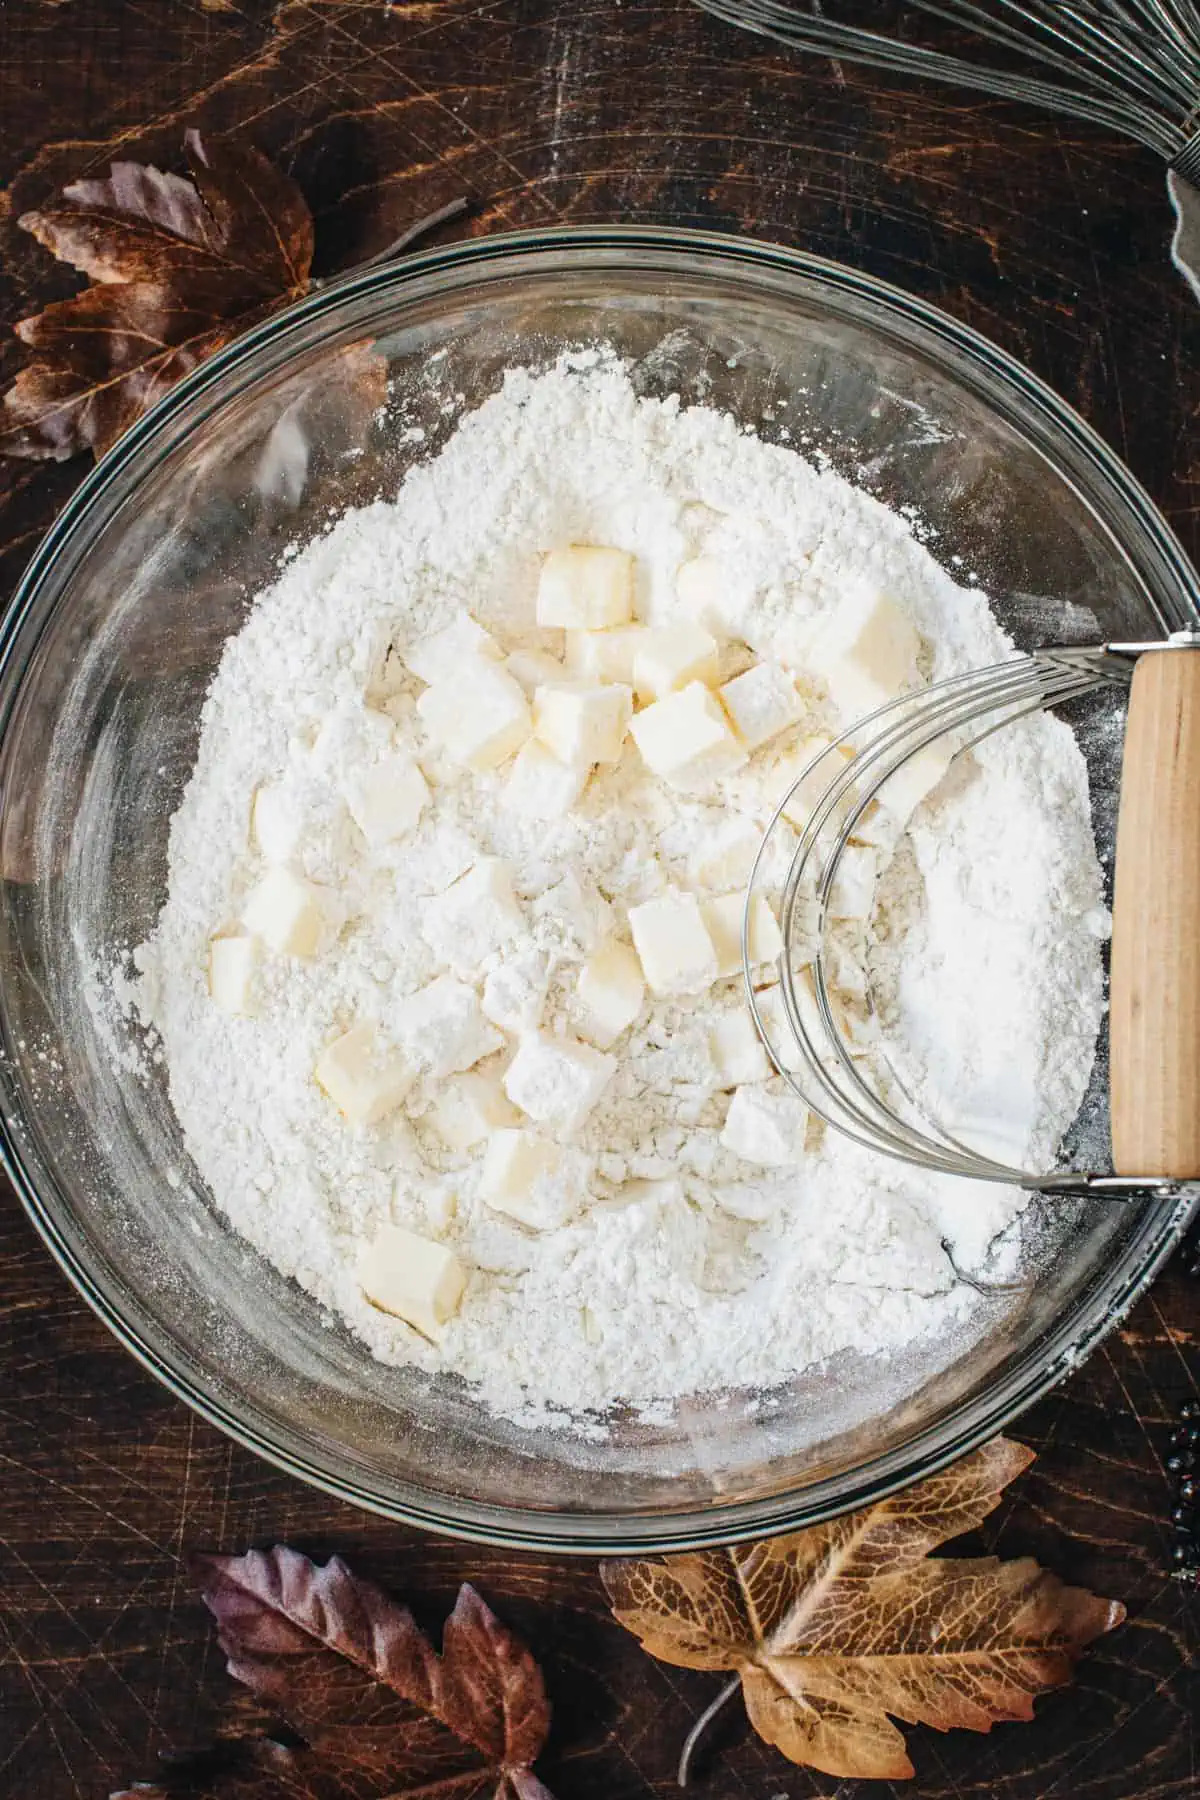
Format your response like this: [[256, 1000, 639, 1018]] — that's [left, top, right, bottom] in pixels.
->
[[153, 1548, 556, 1800], [3, 133, 469, 464], [2, 129, 309, 462], [603, 1438, 1125, 1782]]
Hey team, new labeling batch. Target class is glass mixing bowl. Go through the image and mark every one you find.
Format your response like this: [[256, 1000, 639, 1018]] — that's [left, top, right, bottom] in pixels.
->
[[1, 227, 1196, 1551]]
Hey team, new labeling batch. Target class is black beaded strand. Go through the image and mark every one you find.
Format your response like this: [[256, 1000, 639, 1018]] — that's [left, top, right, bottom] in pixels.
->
[[1170, 1398, 1200, 1584]]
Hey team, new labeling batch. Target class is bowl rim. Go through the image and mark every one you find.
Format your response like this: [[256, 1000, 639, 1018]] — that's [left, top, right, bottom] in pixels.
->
[[2, 222, 1198, 1552]]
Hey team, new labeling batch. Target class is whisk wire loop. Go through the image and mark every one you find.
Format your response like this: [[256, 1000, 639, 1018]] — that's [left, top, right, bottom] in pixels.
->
[[697, 0, 1200, 164], [747, 650, 1134, 1188]]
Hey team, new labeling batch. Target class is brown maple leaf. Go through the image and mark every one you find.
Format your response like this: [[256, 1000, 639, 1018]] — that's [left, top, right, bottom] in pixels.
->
[[2, 130, 313, 462], [2, 133, 467, 464], [113, 1548, 556, 1800], [603, 1437, 1125, 1783]]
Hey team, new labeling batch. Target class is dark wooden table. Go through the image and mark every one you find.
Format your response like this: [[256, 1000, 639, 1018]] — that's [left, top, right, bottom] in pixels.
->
[[1, 4, 1198, 1795]]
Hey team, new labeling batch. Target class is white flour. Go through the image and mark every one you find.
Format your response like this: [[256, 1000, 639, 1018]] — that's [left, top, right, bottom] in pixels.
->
[[130, 353, 1106, 1431]]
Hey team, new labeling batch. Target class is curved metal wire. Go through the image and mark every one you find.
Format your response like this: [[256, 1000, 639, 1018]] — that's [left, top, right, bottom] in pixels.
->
[[746, 649, 1132, 1187], [696, 0, 1200, 163]]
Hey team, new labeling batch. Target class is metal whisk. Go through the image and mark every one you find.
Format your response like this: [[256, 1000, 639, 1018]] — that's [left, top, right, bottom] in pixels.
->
[[697, 0, 1200, 292], [746, 631, 1200, 1199]]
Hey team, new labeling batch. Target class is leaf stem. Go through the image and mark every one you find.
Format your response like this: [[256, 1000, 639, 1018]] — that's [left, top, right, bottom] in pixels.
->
[[348, 197, 473, 272], [678, 1675, 742, 1788]]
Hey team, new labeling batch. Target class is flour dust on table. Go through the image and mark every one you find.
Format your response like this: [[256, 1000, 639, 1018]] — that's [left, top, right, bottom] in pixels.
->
[[130, 352, 1106, 1432]]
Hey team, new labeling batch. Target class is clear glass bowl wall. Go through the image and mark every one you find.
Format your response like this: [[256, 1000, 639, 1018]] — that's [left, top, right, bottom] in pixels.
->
[[0, 229, 1196, 1550]]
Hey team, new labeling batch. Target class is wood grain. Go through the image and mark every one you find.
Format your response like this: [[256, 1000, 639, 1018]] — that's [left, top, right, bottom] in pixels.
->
[[0, 3, 1198, 1797], [1111, 649, 1200, 1177]]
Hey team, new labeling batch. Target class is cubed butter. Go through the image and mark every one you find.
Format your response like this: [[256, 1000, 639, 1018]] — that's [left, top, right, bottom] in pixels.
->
[[393, 976, 504, 1079], [533, 681, 632, 767], [342, 752, 429, 846], [242, 867, 325, 957], [709, 1010, 770, 1087], [416, 661, 530, 771], [701, 892, 783, 978], [777, 736, 854, 829], [481, 949, 548, 1034], [536, 545, 634, 629], [503, 1030, 616, 1136], [719, 661, 803, 750], [806, 587, 922, 723], [479, 1128, 583, 1231], [506, 648, 566, 695], [315, 1022, 413, 1126], [208, 934, 258, 1017], [757, 968, 868, 1067], [421, 858, 524, 975], [631, 623, 720, 702], [629, 893, 719, 996], [432, 1071, 518, 1152], [576, 939, 645, 1048], [628, 681, 747, 791], [358, 1221, 466, 1339], [675, 554, 727, 632], [829, 843, 878, 920], [720, 1082, 810, 1166], [879, 739, 954, 824], [564, 626, 646, 685], [403, 612, 500, 685], [251, 782, 303, 863], [688, 815, 762, 891], [504, 739, 589, 819]]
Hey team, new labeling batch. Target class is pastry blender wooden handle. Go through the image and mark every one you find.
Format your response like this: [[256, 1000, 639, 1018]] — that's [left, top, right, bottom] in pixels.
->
[[1110, 645, 1200, 1178]]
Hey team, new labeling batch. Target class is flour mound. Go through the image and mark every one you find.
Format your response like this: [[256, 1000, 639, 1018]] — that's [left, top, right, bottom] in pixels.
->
[[133, 354, 1105, 1431]]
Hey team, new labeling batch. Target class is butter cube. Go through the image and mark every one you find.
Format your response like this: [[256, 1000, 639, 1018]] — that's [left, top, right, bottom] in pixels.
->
[[757, 968, 869, 1068], [576, 940, 645, 1048], [631, 623, 720, 702], [629, 893, 719, 996], [242, 867, 325, 957], [421, 858, 524, 975], [829, 843, 878, 920], [251, 783, 303, 863], [343, 753, 429, 846], [675, 554, 727, 632], [503, 1030, 616, 1135], [404, 612, 500, 685], [315, 1022, 413, 1126], [719, 661, 803, 750], [709, 1010, 770, 1087], [688, 815, 762, 891], [721, 1083, 810, 1166], [778, 736, 854, 829], [879, 740, 954, 824], [416, 661, 530, 771], [754, 981, 806, 1073], [432, 1071, 518, 1152], [827, 933, 869, 1004], [702, 892, 783, 978], [393, 976, 504, 1078], [479, 1128, 587, 1231], [564, 626, 646, 685], [208, 934, 258, 1016], [536, 545, 634, 629], [367, 639, 408, 704], [359, 1221, 466, 1339], [506, 648, 566, 695], [481, 949, 548, 1033], [807, 587, 922, 723], [629, 681, 747, 791], [533, 681, 632, 767], [504, 739, 589, 819]]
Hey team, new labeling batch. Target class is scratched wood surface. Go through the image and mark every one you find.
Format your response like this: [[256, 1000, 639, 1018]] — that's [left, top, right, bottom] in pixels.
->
[[0, 3, 1198, 1796]]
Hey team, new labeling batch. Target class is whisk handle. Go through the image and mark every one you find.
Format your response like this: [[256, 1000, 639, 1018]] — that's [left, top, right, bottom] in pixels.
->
[[1110, 646, 1200, 1180]]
